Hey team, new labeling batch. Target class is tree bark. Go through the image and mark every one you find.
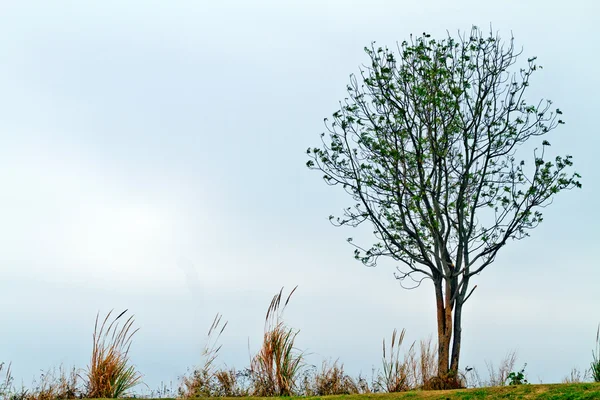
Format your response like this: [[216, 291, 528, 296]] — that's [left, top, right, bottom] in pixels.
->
[[450, 299, 463, 373], [434, 279, 454, 378]]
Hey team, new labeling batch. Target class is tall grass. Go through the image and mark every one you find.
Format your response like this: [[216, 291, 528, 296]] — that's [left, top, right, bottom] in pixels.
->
[[592, 323, 600, 382], [378, 328, 409, 392], [250, 286, 303, 397], [85, 309, 143, 398], [405, 336, 437, 389]]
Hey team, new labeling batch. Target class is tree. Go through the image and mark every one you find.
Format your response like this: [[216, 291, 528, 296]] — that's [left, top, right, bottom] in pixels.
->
[[306, 26, 581, 385]]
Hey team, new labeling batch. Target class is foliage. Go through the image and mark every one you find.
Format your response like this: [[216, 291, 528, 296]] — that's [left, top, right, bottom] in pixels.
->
[[85, 309, 143, 398], [250, 286, 304, 396], [506, 363, 529, 385]]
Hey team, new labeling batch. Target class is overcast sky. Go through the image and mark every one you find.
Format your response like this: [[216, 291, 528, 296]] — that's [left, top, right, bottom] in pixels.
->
[[1, 0, 598, 393]]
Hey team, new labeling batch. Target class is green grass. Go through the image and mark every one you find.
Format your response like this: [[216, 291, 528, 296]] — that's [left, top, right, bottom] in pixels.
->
[[133, 383, 600, 400]]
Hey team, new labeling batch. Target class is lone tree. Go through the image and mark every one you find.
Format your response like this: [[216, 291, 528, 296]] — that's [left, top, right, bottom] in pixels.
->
[[306, 27, 581, 383]]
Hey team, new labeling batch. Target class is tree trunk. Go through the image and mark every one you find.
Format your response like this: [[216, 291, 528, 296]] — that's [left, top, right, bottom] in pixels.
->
[[450, 299, 464, 372], [434, 279, 454, 378]]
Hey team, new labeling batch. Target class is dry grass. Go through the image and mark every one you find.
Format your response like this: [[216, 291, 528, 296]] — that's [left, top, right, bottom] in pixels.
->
[[85, 309, 143, 398], [562, 367, 588, 384], [180, 313, 248, 398], [308, 360, 362, 396], [486, 350, 518, 387], [378, 329, 410, 392], [403, 336, 438, 389], [377, 330, 440, 392], [2, 365, 81, 400], [463, 350, 518, 388], [249, 286, 303, 397]]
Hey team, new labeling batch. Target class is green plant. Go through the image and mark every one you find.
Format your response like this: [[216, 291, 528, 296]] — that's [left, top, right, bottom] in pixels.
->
[[592, 323, 600, 382], [507, 363, 529, 385], [85, 309, 143, 398], [250, 286, 304, 396]]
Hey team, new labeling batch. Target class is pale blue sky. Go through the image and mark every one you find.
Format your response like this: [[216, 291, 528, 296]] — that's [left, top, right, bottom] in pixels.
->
[[0, 0, 598, 393]]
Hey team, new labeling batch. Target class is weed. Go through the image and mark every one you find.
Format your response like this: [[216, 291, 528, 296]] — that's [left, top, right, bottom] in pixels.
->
[[249, 286, 303, 396], [85, 309, 143, 398], [507, 363, 529, 385]]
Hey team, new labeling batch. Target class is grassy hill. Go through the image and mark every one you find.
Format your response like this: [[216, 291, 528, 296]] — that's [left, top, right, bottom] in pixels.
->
[[141, 383, 600, 400]]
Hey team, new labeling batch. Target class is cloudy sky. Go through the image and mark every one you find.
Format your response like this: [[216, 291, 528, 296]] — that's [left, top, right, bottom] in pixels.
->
[[1, 0, 598, 393]]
